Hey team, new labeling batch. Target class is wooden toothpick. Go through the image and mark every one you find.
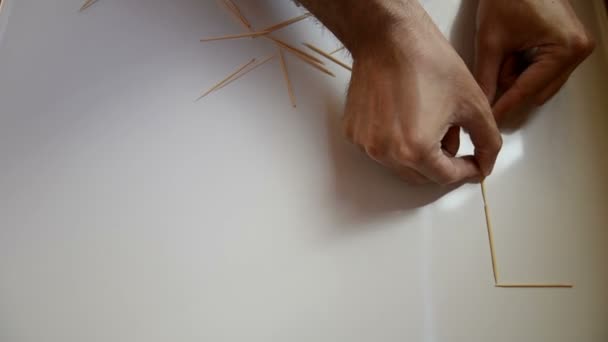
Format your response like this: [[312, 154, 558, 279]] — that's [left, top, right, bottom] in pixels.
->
[[222, 0, 252, 31], [274, 43, 335, 77], [496, 284, 573, 288], [261, 13, 312, 34], [200, 30, 270, 42], [266, 37, 325, 66], [304, 42, 352, 71], [481, 181, 500, 284], [196, 58, 256, 101], [265, 37, 334, 77], [278, 49, 297, 108], [217, 54, 276, 91], [80, 0, 98, 12], [329, 46, 345, 55], [481, 181, 573, 289]]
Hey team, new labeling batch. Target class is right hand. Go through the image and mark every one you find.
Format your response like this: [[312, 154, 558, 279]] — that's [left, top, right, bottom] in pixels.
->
[[343, 6, 502, 185]]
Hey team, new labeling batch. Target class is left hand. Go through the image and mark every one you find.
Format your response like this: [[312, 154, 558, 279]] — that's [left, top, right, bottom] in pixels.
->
[[474, 0, 595, 123]]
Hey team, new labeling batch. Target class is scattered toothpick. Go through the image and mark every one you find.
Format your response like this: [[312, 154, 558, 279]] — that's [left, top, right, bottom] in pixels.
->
[[265, 36, 325, 65], [80, 0, 98, 12], [278, 49, 297, 108], [266, 37, 335, 77], [217, 54, 276, 91], [199, 2, 332, 103], [304, 42, 352, 71], [261, 13, 312, 34], [200, 30, 270, 42], [329, 46, 345, 55], [196, 58, 256, 101], [222, 0, 252, 31], [273, 41, 335, 77]]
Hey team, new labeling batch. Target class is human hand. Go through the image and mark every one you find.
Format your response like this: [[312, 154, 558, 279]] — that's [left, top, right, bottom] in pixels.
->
[[475, 0, 595, 123], [343, 4, 502, 185]]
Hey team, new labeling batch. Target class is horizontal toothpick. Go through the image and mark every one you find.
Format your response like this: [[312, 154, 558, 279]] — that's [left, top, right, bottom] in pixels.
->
[[80, 0, 98, 12], [196, 58, 256, 101], [217, 54, 276, 91], [496, 284, 573, 288], [304, 42, 352, 71], [200, 30, 270, 42], [261, 13, 312, 33]]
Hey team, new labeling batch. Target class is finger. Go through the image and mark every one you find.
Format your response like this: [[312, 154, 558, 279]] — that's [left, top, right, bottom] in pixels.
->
[[370, 152, 431, 185], [497, 55, 519, 90], [394, 166, 430, 185], [528, 38, 594, 107], [493, 58, 564, 122], [441, 126, 460, 157], [474, 37, 503, 103], [416, 147, 481, 185], [534, 65, 575, 105], [456, 101, 502, 177], [534, 72, 570, 105]]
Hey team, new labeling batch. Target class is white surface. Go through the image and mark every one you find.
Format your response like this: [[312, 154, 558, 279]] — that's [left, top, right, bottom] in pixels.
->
[[0, 1, 607, 341]]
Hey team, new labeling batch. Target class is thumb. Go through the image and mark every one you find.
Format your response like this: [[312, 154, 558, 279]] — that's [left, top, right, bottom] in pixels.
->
[[474, 39, 503, 104], [456, 100, 502, 177]]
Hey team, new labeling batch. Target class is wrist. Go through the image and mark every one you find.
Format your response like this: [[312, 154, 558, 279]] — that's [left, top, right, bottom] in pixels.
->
[[300, 0, 426, 60], [344, 1, 422, 58], [350, 3, 437, 65]]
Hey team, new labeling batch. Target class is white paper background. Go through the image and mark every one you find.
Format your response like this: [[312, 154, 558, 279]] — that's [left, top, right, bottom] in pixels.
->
[[0, 1, 607, 341]]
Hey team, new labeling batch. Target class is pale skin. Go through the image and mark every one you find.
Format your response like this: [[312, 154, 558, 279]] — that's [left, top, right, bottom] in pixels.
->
[[298, 0, 594, 185]]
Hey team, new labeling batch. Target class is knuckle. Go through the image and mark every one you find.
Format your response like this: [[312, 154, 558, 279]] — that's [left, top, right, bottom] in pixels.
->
[[394, 134, 429, 164], [478, 32, 501, 51], [364, 143, 388, 161], [342, 123, 355, 143], [433, 164, 458, 185], [567, 32, 595, 58], [341, 115, 355, 142], [363, 132, 390, 161], [481, 130, 502, 158], [437, 174, 457, 186], [493, 134, 504, 153]]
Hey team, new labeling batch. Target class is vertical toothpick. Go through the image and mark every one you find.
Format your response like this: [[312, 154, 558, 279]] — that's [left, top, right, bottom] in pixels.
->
[[481, 181, 499, 284], [278, 49, 296, 108]]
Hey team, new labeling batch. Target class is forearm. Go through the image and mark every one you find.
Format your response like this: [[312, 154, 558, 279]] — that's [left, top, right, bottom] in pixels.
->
[[297, 0, 425, 58]]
